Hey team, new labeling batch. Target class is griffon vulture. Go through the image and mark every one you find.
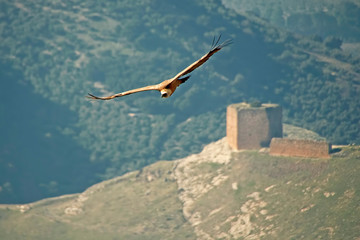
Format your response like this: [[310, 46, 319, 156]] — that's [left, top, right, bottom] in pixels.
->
[[87, 36, 232, 100]]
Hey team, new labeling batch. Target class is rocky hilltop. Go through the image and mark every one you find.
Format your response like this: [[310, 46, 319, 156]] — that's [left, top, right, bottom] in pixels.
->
[[0, 137, 359, 240]]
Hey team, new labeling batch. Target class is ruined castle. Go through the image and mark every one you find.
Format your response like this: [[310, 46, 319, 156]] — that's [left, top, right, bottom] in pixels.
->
[[226, 102, 331, 159]]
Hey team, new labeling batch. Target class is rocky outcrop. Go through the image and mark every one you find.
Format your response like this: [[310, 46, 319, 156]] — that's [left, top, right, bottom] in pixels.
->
[[174, 138, 232, 239]]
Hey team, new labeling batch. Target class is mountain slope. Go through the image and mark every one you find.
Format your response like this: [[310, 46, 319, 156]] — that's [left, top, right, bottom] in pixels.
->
[[0, 138, 359, 240], [0, 161, 195, 240], [223, 0, 360, 41]]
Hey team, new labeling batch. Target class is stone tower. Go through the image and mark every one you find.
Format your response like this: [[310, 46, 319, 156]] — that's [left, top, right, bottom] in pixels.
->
[[226, 102, 282, 150]]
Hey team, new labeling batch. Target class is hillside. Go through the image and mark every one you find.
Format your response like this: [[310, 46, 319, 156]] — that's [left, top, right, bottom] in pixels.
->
[[0, 138, 359, 240], [1, 0, 360, 204], [223, 0, 360, 41]]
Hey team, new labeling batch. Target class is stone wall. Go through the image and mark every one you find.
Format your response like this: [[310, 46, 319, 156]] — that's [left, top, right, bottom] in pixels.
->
[[269, 138, 331, 159], [226, 103, 282, 150]]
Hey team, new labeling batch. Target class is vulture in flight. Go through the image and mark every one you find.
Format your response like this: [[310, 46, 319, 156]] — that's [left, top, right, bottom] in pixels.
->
[[87, 36, 232, 100]]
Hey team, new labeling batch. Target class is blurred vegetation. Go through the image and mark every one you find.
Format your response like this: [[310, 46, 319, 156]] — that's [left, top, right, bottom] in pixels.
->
[[0, 0, 359, 202], [223, 0, 360, 41]]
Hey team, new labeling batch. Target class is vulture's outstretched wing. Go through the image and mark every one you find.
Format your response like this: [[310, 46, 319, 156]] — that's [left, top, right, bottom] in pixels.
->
[[172, 36, 232, 80], [87, 84, 159, 100]]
